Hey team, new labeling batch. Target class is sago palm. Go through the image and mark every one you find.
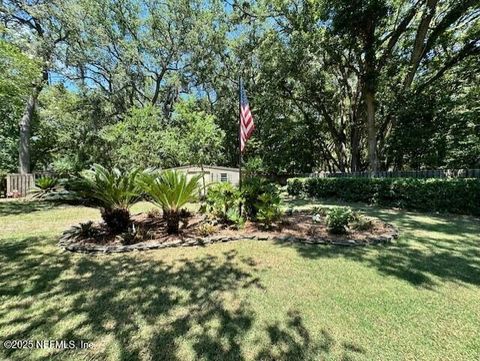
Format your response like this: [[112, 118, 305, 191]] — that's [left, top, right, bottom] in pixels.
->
[[77, 164, 142, 233], [139, 170, 201, 234], [30, 176, 59, 199]]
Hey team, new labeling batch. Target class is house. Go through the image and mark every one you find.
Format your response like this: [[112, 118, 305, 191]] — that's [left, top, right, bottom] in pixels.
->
[[166, 165, 240, 186]]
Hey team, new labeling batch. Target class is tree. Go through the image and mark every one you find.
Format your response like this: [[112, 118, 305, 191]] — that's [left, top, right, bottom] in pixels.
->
[[0, 38, 39, 172], [101, 105, 165, 170], [38, 85, 112, 174], [139, 170, 201, 234], [76, 164, 142, 233], [1, 0, 71, 173], [174, 99, 225, 193]]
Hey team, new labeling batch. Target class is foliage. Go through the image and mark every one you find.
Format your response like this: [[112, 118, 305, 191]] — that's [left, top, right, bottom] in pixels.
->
[[29, 176, 59, 199], [286, 178, 305, 197], [1, 0, 479, 176], [325, 207, 354, 234], [174, 98, 225, 167], [243, 156, 265, 177], [61, 221, 98, 241], [225, 208, 245, 229], [39, 86, 113, 174], [197, 223, 218, 237], [0, 40, 40, 172], [75, 164, 142, 232], [255, 193, 283, 229], [351, 215, 374, 231], [242, 177, 283, 227], [288, 177, 480, 216], [101, 105, 165, 170], [205, 182, 242, 219], [139, 170, 201, 234]]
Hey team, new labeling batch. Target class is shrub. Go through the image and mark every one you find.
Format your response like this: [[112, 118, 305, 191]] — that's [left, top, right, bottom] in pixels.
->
[[242, 177, 283, 227], [73, 164, 142, 233], [325, 207, 354, 234], [139, 170, 201, 234], [351, 215, 374, 231], [225, 208, 245, 229], [197, 223, 218, 236], [61, 221, 99, 241], [205, 182, 242, 220], [255, 193, 283, 228], [286, 178, 305, 196], [287, 177, 480, 216], [30, 176, 59, 199]]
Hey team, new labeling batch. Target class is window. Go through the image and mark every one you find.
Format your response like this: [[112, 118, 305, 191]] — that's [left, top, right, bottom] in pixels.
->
[[220, 173, 228, 182]]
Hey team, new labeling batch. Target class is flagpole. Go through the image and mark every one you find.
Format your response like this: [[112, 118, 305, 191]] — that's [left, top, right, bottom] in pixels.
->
[[238, 77, 243, 192]]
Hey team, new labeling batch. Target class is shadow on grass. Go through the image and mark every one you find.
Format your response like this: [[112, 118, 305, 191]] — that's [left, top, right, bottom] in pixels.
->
[[280, 199, 480, 289], [0, 237, 364, 361], [0, 200, 58, 216]]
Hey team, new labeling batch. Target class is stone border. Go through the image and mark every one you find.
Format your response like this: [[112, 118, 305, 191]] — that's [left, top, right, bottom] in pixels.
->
[[58, 224, 399, 254]]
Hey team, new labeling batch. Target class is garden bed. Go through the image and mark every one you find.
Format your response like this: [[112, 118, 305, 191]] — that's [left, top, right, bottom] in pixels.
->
[[59, 211, 399, 254]]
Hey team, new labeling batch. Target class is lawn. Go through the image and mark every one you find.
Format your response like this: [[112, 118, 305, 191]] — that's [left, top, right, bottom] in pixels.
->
[[0, 199, 479, 361]]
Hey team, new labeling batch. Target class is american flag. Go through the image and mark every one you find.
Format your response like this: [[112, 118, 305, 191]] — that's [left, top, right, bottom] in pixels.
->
[[240, 79, 254, 152]]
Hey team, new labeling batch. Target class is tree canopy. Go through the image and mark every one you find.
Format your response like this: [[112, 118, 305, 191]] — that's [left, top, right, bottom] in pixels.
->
[[0, 0, 478, 174]]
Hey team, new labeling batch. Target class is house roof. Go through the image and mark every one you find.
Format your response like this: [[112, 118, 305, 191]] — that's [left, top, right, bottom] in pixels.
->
[[166, 165, 239, 172]]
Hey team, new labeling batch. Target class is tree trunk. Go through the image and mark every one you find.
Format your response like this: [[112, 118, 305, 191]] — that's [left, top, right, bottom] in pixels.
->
[[403, 0, 439, 89], [101, 208, 131, 234], [164, 210, 180, 234], [350, 123, 361, 172], [18, 87, 41, 174], [18, 65, 48, 174], [363, 30, 378, 172], [365, 90, 377, 172]]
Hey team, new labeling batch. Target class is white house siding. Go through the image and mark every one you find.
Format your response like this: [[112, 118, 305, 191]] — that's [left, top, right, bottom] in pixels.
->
[[166, 166, 240, 187]]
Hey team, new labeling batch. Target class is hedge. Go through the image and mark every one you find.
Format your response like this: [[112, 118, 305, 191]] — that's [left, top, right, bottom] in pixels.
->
[[287, 177, 480, 216]]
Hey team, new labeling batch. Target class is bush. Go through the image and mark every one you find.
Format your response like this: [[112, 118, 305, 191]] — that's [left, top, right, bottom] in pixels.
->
[[30, 176, 59, 199], [287, 177, 480, 216], [286, 178, 305, 196], [351, 215, 374, 231], [197, 223, 218, 236], [255, 193, 283, 228], [61, 221, 99, 241], [203, 183, 245, 228], [205, 182, 242, 220], [325, 207, 354, 234], [242, 177, 283, 227], [73, 164, 143, 233], [138, 170, 201, 234], [225, 208, 245, 229]]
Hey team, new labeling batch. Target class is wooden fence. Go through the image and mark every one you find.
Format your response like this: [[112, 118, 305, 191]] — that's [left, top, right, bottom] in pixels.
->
[[3, 173, 52, 198], [311, 169, 480, 179]]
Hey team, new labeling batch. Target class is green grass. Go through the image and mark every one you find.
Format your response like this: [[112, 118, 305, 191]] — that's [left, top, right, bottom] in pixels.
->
[[0, 199, 479, 361]]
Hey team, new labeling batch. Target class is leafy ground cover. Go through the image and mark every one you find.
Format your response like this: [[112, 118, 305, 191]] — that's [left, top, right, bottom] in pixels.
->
[[0, 199, 479, 360]]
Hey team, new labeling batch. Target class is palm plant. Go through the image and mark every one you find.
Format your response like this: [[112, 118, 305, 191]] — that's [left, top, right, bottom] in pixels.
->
[[76, 164, 142, 233], [30, 176, 59, 199], [139, 170, 201, 234]]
